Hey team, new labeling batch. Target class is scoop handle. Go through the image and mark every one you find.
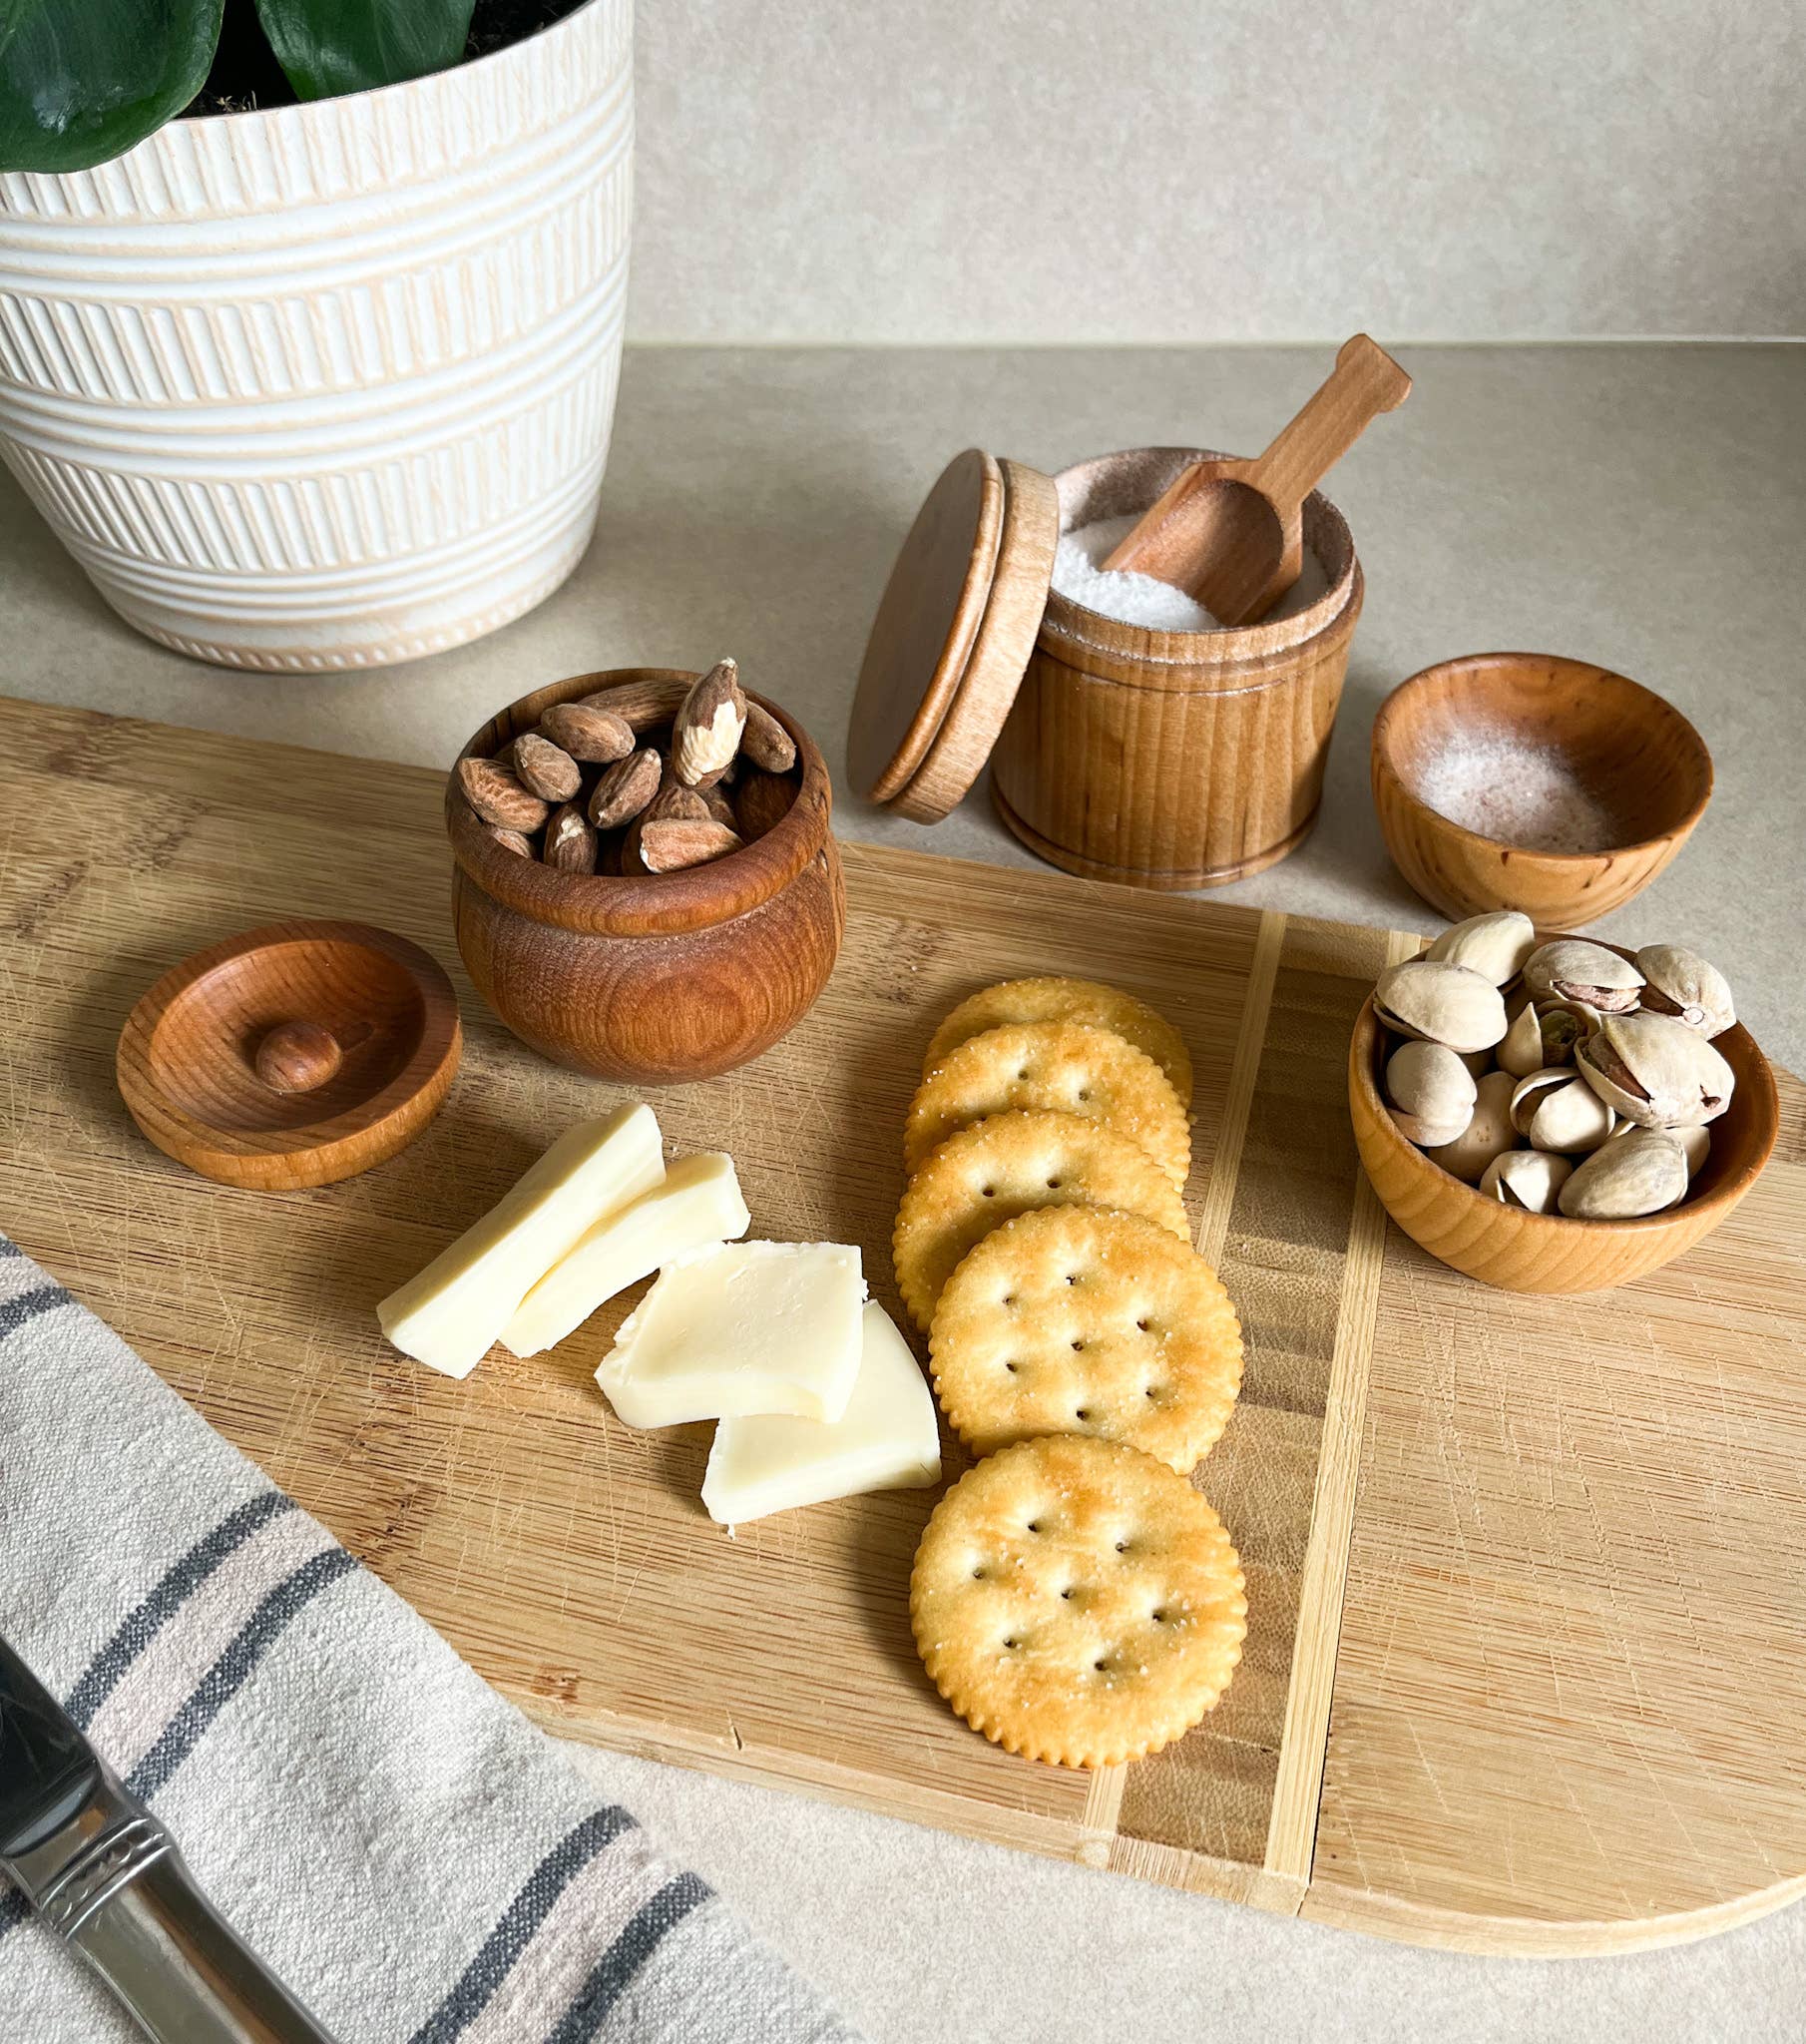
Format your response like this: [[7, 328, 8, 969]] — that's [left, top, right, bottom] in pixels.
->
[[1248, 333, 1411, 517]]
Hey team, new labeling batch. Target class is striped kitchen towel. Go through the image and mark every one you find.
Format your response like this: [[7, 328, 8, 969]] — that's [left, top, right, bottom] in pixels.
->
[[0, 1237, 857, 2044]]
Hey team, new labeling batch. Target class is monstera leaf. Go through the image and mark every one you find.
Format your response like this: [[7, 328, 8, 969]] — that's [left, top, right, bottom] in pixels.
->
[[254, 0, 476, 102], [0, 0, 223, 173]]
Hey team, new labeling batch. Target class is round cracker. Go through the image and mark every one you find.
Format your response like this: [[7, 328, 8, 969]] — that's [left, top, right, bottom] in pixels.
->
[[911, 1433, 1246, 1768], [925, 977, 1192, 1107], [906, 1022, 1190, 1189], [931, 1206, 1242, 1472], [893, 1110, 1189, 1333]]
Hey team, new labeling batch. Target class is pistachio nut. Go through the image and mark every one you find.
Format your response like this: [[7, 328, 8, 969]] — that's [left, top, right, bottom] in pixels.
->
[[1606, 1114, 1710, 1177], [1385, 1040, 1477, 1143], [1536, 1000, 1593, 1065], [1523, 938, 1644, 1013], [1497, 1001, 1544, 1078], [1634, 943, 1735, 1039], [1479, 1148, 1574, 1214], [1374, 960, 1509, 1056], [1424, 1069, 1520, 1184], [1576, 1010, 1735, 1128], [1509, 1067, 1615, 1153], [1558, 1129, 1689, 1220], [1424, 910, 1537, 987], [1389, 1104, 1472, 1148]]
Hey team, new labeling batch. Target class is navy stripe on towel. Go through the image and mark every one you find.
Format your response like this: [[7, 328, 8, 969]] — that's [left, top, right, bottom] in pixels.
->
[[126, 1546, 359, 1801], [409, 1807, 638, 2044], [548, 1872, 712, 2043], [66, 1493, 296, 1730], [0, 1283, 73, 1342]]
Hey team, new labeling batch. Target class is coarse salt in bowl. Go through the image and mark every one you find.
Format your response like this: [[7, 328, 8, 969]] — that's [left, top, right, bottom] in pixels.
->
[[1371, 652, 1713, 927]]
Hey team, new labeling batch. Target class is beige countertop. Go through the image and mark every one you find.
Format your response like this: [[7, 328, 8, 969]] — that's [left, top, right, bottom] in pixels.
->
[[4, 341, 1803, 2039]]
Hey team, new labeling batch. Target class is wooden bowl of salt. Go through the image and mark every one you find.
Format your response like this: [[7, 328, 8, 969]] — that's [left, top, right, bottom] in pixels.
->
[[1371, 652, 1712, 927]]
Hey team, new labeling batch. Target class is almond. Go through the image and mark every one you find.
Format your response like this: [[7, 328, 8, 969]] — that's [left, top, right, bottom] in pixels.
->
[[700, 783, 738, 828], [740, 701, 797, 773], [483, 822, 536, 858], [512, 732, 582, 802], [459, 757, 549, 833], [544, 801, 599, 874], [733, 767, 796, 841], [588, 747, 662, 829], [637, 816, 743, 872], [580, 678, 687, 732], [672, 659, 746, 787], [646, 772, 709, 825], [540, 702, 634, 765]]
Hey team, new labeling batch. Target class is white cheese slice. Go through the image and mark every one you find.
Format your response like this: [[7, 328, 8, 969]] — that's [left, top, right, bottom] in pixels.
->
[[499, 1153, 751, 1356], [595, 1240, 866, 1428], [378, 1103, 665, 1379], [700, 1302, 942, 1527]]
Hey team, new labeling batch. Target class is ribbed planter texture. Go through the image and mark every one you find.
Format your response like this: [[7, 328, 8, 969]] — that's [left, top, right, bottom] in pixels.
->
[[0, 0, 632, 672]]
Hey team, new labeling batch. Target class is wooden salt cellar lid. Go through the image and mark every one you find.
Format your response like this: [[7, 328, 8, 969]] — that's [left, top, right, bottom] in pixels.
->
[[117, 919, 462, 1191], [849, 448, 1061, 822]]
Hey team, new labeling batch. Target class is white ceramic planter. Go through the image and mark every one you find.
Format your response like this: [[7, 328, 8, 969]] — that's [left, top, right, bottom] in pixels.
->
[[0, 0, 632, 672]]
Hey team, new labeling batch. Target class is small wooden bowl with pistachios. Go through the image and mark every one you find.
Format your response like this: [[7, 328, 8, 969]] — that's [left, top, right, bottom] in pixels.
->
[[447, 663, 844, 1084], [1348, 912, 1778, 1292]]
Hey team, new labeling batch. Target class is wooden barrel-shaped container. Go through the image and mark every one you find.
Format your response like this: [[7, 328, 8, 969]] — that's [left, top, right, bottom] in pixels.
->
[[991, 447, 1363, 889]]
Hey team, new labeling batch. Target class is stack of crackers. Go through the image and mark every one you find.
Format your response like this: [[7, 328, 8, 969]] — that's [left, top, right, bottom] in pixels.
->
[[894, 977, 1250, 1770]]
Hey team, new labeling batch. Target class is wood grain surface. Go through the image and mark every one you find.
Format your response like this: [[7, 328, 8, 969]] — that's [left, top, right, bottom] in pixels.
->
[[0, 695, 1801, 1953]]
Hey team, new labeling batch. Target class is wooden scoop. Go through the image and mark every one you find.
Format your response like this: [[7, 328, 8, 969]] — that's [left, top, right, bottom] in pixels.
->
[[1103, 334, 1411, 626]]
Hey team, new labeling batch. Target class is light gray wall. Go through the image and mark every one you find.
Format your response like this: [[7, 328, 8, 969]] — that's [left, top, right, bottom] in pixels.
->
[[630, 0, 1806, 343]]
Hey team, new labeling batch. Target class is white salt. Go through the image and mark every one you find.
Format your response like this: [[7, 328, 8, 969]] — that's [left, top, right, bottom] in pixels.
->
[[1411, 733, 1627, 854], [1050, 512, 1333, 633]]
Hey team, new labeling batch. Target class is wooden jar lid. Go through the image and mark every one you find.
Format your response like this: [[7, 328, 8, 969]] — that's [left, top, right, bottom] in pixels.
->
[[117, 920, 462, 1190], [849, 448, 1061, 822]]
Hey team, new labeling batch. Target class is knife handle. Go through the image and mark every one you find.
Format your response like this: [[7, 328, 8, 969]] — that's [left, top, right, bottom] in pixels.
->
[[2, 1637, 337, 2044], [63, 1828, 339, 2044]]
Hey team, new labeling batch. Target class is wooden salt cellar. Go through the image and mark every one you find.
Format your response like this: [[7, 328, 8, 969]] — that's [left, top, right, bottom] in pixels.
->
[[998, 448, 1362, 887], [852, 446, 1363, 890]]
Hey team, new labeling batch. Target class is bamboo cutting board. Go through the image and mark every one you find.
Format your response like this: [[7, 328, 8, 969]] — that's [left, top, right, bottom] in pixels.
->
[[1, 695, 1802, 1955]]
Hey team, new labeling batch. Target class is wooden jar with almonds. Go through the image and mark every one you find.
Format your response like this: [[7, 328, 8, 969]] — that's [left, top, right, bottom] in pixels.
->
[[447, 665, 844, 1084]]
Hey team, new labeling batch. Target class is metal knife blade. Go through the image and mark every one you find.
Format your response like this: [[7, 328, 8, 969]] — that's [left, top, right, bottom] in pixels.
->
[[0, 1631, 340, 2044]]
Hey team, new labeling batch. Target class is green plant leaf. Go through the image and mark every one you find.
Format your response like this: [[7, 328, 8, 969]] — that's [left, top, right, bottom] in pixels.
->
[[0, 0, 223, 174], [254, 0, 475, 103]]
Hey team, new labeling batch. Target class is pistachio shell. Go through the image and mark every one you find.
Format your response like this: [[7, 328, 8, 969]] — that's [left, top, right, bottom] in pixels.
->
[[1424, 910, 1537, 987], [1497, 1001, 1546, 1078], [1388, 1104, 1472, 1148], [1558, 1130, 1689, 1219], [1577, 1011, 1735, 1128], [1509, 1068, 1615, 1153], [1634, 943, 1735, 1038], [1607, 1116, 1711, 1177], [1456, 1048, 1496, 1078], [1386, 1041, 1478, 1130], [1479, 1148, 1574, 1214], [1373, 960, 1509, 1056], [1423, 1069, 1520, 1184], [1523, 939, 1644, 1013]]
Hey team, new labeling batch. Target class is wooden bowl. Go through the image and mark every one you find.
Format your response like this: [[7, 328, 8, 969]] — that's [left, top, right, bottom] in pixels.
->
[[1371, 653, 1712, 925], [448, 669, 845, 1084], [1349, 967, 1777, 1294], [117, 920, 462, 1190]]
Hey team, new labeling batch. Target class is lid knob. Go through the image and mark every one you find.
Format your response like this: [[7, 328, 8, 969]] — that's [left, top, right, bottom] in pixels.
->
[[254, 1020, 343, 1094]]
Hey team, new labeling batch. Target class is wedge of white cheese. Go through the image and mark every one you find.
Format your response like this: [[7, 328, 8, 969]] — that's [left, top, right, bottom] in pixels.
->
[[500, 1153, 751, 1357], [595, 1240, 866, 1428], [700, 1302, 942, 1527], [378, 1103, 665, 1379]]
